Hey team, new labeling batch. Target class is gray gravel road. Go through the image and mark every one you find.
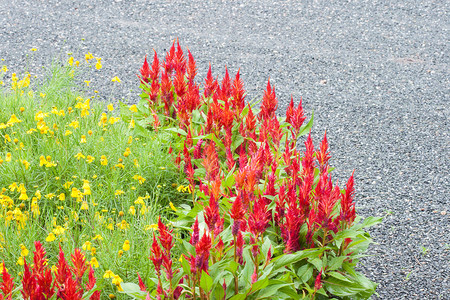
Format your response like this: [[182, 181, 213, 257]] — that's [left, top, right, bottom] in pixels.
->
[[1, 0, 449, 298]]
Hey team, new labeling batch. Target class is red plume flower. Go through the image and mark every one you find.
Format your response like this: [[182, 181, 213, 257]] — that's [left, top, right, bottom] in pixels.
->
[[195, 232, 212, 273], [259, 79, 278, 121], [316, 131, 331, 173], [140, 55, 151, 83], [0, 262, 14, 299], [340, 171, 356, 226]]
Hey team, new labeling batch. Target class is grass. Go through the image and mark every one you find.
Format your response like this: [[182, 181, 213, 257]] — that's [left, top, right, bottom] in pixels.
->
[[0, 59, 189, 295]]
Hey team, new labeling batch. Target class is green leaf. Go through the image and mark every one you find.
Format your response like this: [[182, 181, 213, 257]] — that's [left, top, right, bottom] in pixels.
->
[[249, 277, 269, 294], [297, 264, 313, 283], [120, 283, 147, 299], [133, 123, 150, 138], [226, 260, 239, 276], [327, 256, 347, 271], [164, 127, 187, 136], [229, 294, 247, 300], [360, 216, 383, 228], [180, 255, 191, 275], [200, 270, 214, 293], [328, 271, 352, 283], [309, 257, 322, 271], [256, 280, 293, 299]]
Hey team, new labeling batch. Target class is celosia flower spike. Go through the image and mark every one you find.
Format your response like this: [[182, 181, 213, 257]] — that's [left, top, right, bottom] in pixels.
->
[[259, 79, 278, 121], [340, 171, 356, 227], [140, 55, 150, 83], [0, 262, 14, 299], [316, 131, 331, 173], [195, 232, 212, 273]]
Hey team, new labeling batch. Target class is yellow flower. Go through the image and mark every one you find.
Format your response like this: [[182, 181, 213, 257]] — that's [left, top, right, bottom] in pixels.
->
[[19, 192, 28, 201], [8, 114, 22, 124], [114, 190, 125, 196], [59, 193, 65, 201], [63, 181, 73, 189], [117, 250, 123, 257], [129, 119, 135, 129], [100, 155, 108, 165], [17, 256, 24, 266], [84, 80, 91, 87], [128, 206, 136, 216], [4, 134, 11, 142], [129, 105, 138, 113], [116, 220, 129, 230], [114, 163, 125, 169], [90, 257, 99, 268], [45, 193, 55, 199], [111, 76, 121, 83], [21, 160, 30, 170], [85, 52, 94, 62], [106, 223, 114, 230], [5, 152, 11, 162], [45, 232, 56, 242], [20, 107, 25, 112], [127, 136, 133, 144], [31, 48, 37, 52], [103, 270, 115, 278], [68, 56, 74, 66], [86, 155, 95, 163], [133, 159, 139, 167], [95, 59, 102, 70], [52, 226, 65, 236], [112, 274, 123, 290], [169, 202, 177, 212], [87, 130, 93, 136], [123, 148, 131, 157], [40, 93, 46, 98], [144, 224, 158, 231], [80, 201, 89, 210], [20, 244, 29, 257], [82, 241, 92, 251], [92, 234, 103, 241], [69, 120, 79, 129], [107, 104, 114, 111], [35, 190, 41, 199], [74, 152, 85, 160], [122, 240, 130, 251], [80, 135, 87, 143]]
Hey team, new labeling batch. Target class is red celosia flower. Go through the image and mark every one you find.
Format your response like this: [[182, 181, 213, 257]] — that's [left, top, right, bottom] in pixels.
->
[[316, 131, 331, 173], [187, 49, 197, 83], [71, 248, 88, 284], [245, 104, 257, 135], [204, 195, 220, 234], [204, 64, 218, 98], [174, 39, 186, 74], [164, 41, 176, 74], [20, 260, 36, 299], [195, 232, 212, 273], [150, 50, 160, 81], [160, 70, 174, 116], [235, 231, 244, 265], [248, 196, 270, 238], [340, 171, 356, 226], [137, 273, 147, 291], [0, 263, 14, 299], [315, 172, 341, 232], [258, 79, 278, 121], [57, 276, 83, 300], [302, 131, 315, 178], [314, 270, 323, 291], [140, 55, 150, 83], [157, 217, 174, 254], [202, 141, 220, 181], [173, 68, 187, 98], [231, 69, 246, 113], [189, 217, 200, 246], [149, 234, 163, 277], [286, 96, 306, 136], [218, 66, 231, 99]]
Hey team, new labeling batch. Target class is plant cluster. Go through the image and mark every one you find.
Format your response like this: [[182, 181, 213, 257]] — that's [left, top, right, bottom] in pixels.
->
[[0, 56, 186, 298], [117, 40, 381, 299]]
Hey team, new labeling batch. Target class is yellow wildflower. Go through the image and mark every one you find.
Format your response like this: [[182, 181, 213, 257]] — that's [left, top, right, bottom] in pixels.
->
[[17, 256, 24, 266], [111, 76, 121, 83], [129, 119, 135, 128], [169, 202, 177, 212], [74, 152, 85, 160], [116, 220, 129, 230], [107, 104, 114, 111], [128, 206, 136, 216], [80, 201, 89, 210], [52, 226, 65, 236], [112, 275, 123, 291], [84, 80, 91, 87], [82, 241, 92, 251], [92, 234, 103, 241], [80, 135, 87, 143], [123, 240, 130, 251], [86, 155, 95, 163], [95, 58, 102, 70], [90, 257, 99, 268], [85, 52, 94, 62], [123, 148, 131, 157], [118, 250, 123, 257], [45, 232, 56, 242], [114, 190, 125, 196], [63, 181, 73, 189], [20, 244, 29, 257], [59, 193, 65, 201], [21, 160, 30, 170], [129, 105, 137, 113], [69, 120, 79, 129], [5, 152, 11, 162], [100, 155, 108, 165], [88, 130, 93, 136], [103, 270, 115, 278], [68, 56, 74, 66]]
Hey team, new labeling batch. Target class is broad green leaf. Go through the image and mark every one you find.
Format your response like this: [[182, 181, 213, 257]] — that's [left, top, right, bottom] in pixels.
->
[[360, 216, 383, 228], [256, 280, 293, 299], [249, 277, 269, 294], [226, 260, 239, 275], [327, 256, 347, 271], [279, 285, 301, 300], [200, 270, 213, 293], [229, 294, 247, 300], [297, 264, 313, 283], [328, 271, 352, 283], [164, 127, 187, 136], [308, 257, 322, 271], [180, 255, 191, 275], [120, 283, 147, 299]]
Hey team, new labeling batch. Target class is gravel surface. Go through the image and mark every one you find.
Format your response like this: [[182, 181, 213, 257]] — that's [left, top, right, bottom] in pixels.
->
[[1, 0, 449, 298]]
